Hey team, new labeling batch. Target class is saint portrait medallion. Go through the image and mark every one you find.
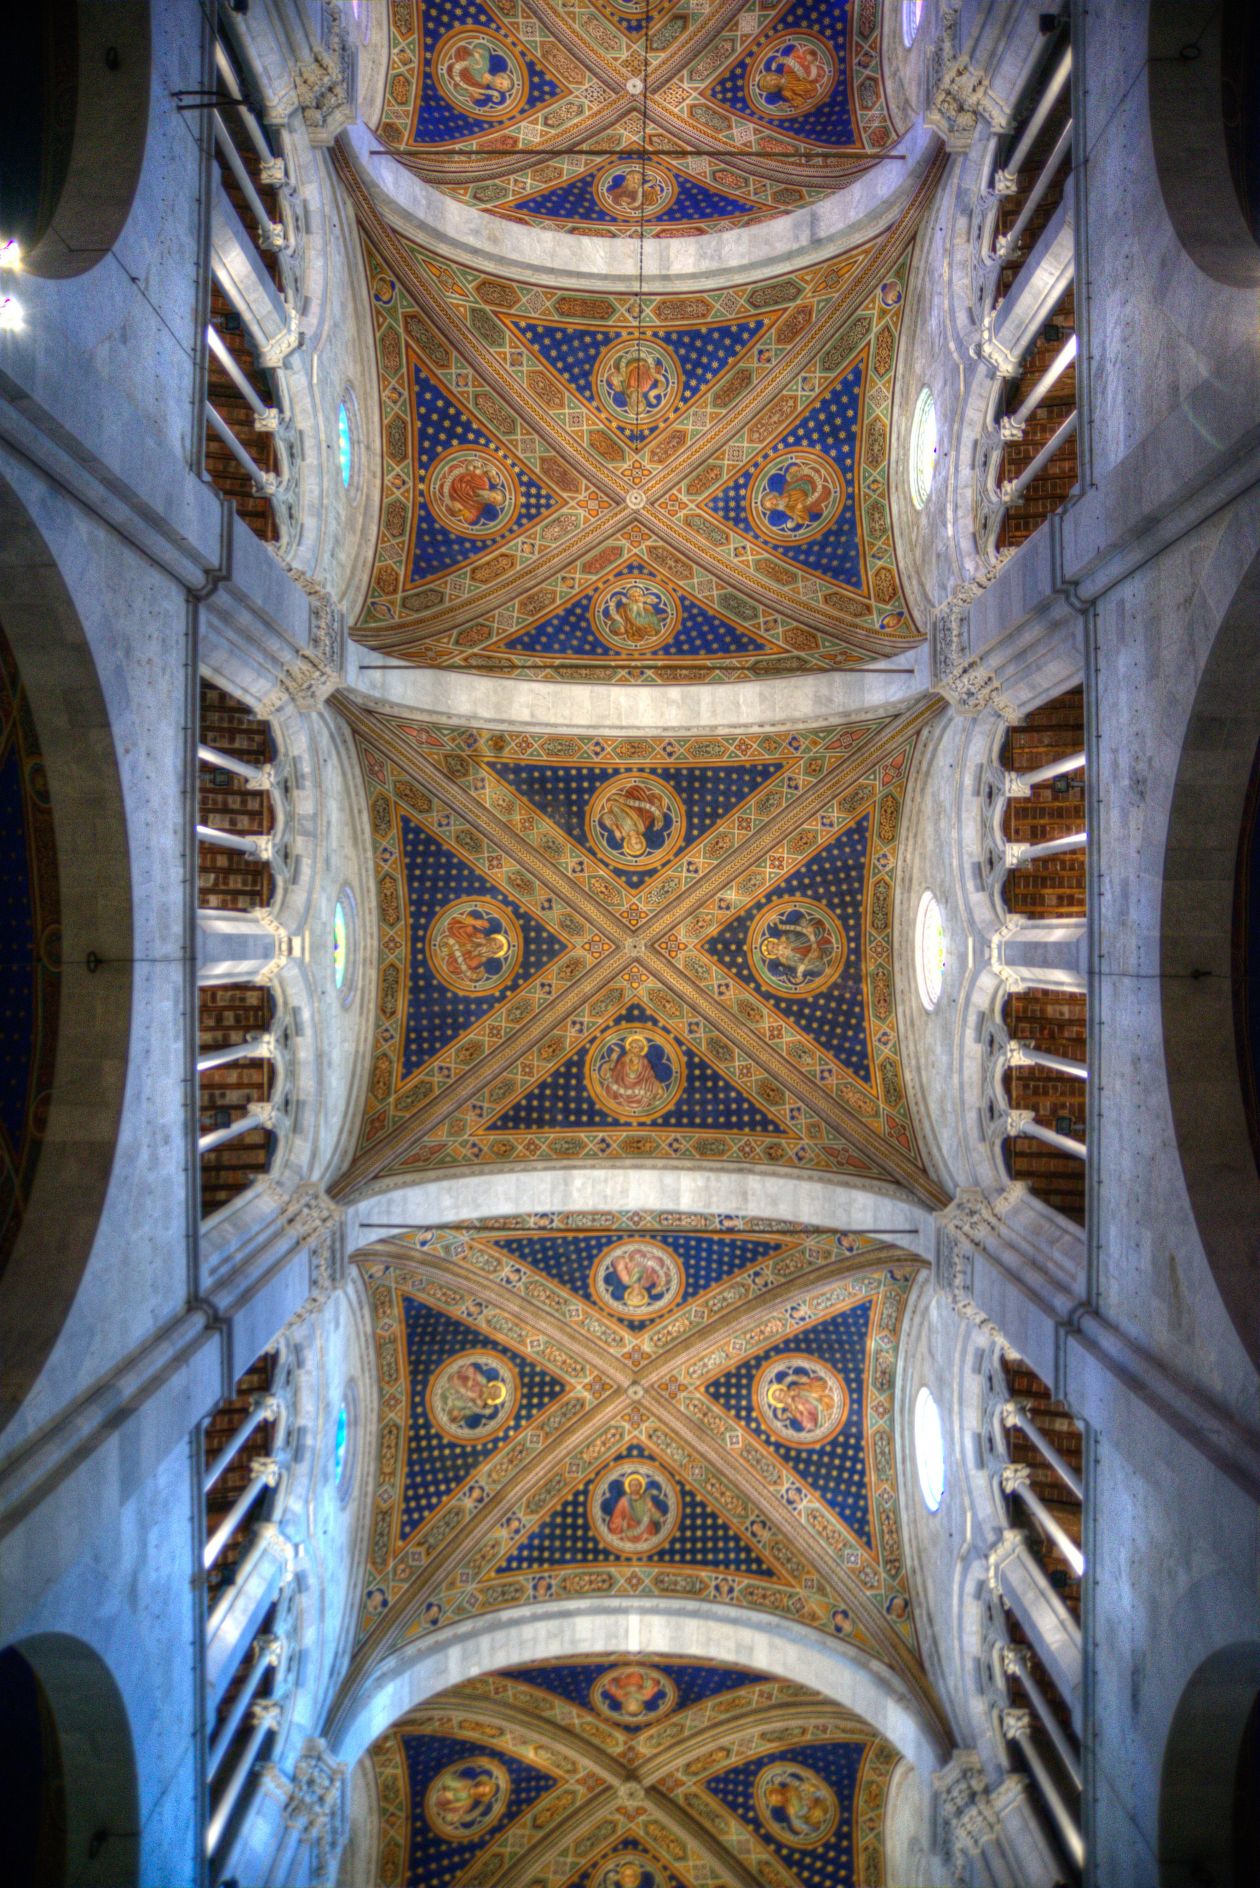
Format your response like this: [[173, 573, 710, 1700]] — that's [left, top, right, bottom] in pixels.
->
[[424, 1757, 511, 1841], [589, 1461, 680, 1556], [746, 34, 838, 118], [426, 447, 520, 538], [590, 576, 680, 653], [432, 29, 526, 120], [589, 1664, 677, 1725], [754, 1354, 849, 1447], [426, 899, 522, 996], [747, 898, 847, 997], [585, 775, 685, 869], [749, 449, 845, 544], [593, 159, 677, 221], [879, 278, 904, 308], [586, 1025, 684, 1122], [754, 1760, 839, 1848], [593, 1857, 662, 1888], [590, 1239, 684, 1319], [427, 1351, 521, 1443], [595, 338, 682, 428]]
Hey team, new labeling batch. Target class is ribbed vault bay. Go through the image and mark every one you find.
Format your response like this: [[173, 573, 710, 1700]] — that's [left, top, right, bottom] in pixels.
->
[[374, 0, 898, 241]]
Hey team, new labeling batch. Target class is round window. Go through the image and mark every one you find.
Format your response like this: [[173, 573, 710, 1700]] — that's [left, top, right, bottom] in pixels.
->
[[333, 899, 349, 990], [334, 1402, 348, 1483], [914, 890, 947, 1012], [914, 1386, 946, 1512], [902, 1, 925, 48], [909, 387, 938, 510], [337, 401, 353, 488]]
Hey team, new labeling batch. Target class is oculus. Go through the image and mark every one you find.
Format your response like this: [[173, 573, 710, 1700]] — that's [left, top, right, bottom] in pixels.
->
[[914, 889, 946, 1012], [586, 1026, 684, 1121], [585, 775, 685, 868], [432, 30, 526, 120], [595, 338, 682, 427], [426, 1351, 521, 1443], [593, 160, 677, 220], [426, 899, 522, 995], [423, 1756, 512, 1840], [749, 449, 845, 543], [755, 1355, 849, 1447], [914, 1384, 946, 1513], [590, 1238, 684, 1318], [909, 387, 938, 510], [753, 1760, 840, 1848], [748, 899, 847, 997], [589, 1461, 680, 1555], [426, 447, 520, 537], [589, 576, 680, 654], [589, 1665, 677, 1724], [593, 1860, 661, 1888], [746, 34, 838, 118]]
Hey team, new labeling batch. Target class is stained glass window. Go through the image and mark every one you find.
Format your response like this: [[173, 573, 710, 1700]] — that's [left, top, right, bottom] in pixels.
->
[[333, 899, 348, 989], [337, 401, 353, 488], [334, 1402, 348, 1483]]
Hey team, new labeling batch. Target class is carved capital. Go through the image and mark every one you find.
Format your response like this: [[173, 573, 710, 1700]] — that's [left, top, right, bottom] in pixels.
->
[[255, 1520, 300, 1586], [937, 655, 1018, 721], [293, 11, 356, 145], [986, 1526, 1028, 1595], [251, 1453, 285, 1489], [250, 1697, 285, 1732], [1000, 1461, 1032, 1494], [258, 307, 303, 368], [259, 650, 340, 717], [933, 1750, 1003, 1870], [1001, 1706, 1035, 1742]]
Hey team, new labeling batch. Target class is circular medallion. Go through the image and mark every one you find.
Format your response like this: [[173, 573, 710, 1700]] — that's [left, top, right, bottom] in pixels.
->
[[590, 576, 680, 654], [595, 338, 682, 428], [432, 29, 526, 120], [754, 1354, 849, 1447], [586, 775, 684, 869], [589, 1461, 680, 1555], [426, 447, 520, 538], [749, 449, 845, 544], [747, 898, 847, 997], [424, 1757, 512, 1841], [593, 1858, 661, 1888], [586, 1025, 684, 1122], [879, 278, 904, 308], [754, 1760, 839, 1848], [590, 1665, 677, 1724], [427, 1351, 521, 1443], [591, 1239, 684, 1319], [593, 159, 677, 221], [426, 899, 522, 995], [747, 34, 838, 118]]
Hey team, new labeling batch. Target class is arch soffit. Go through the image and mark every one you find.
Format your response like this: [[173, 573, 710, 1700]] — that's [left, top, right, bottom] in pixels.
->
[[330, 1597, 949, 1780], [0, 476, 133, 1436]]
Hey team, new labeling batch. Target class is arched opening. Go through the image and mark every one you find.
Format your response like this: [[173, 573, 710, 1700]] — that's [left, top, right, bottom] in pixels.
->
[[0, 478, 132, 1433], [0, 1635, 140, 1886], [1148, 1, 1260, 287], [1161, 547, 1260, 1373], [0, 3, 151, 281], [1159, 1642, 1260, 1887]]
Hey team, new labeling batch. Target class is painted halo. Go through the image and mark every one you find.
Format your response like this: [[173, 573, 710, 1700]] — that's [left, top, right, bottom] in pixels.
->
[[590, 1238, 685, 1319], [593, 159, 677, 221], [426, 898, 522, 996], [749, 448, 845, 544], [423, 1756, 512, 1841], [426, 447, 521, 538], [590, 575, 680, 654], [589, 1664, 677, 1724], [586, 1025, 684, 1122], [426, 1351, 521, 1443], [432, 29, 527, 121], [595, 338, 682, 428], [747, 898, 847, 997], [585, 775, 685, 869], [754, 1354, 849, 1447], [746, 34, 838, 119], [593, 1857, 662, 1888], [753, 1760, 839, 1848], [589, 1460, 680, 1555]]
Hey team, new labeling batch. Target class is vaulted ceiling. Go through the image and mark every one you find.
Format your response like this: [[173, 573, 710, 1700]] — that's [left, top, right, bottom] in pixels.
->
[[344, 1217, 930, 1717], [372, 1, 901, 240], [332, 698, 945, 1200], [367, 1655, 900, 1886], [340, 149, 940, 682]]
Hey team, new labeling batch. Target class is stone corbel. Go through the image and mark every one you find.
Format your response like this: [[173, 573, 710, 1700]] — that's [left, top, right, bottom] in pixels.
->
[[293, 7, 356, 147], [937, 656, 1018, 721], [259, 650, 341, 716], [933, 1750, 1003, 1878], [258, 306, 304, 369], [926, 10, 1015, 152], [969, 306, 1024, 379]]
